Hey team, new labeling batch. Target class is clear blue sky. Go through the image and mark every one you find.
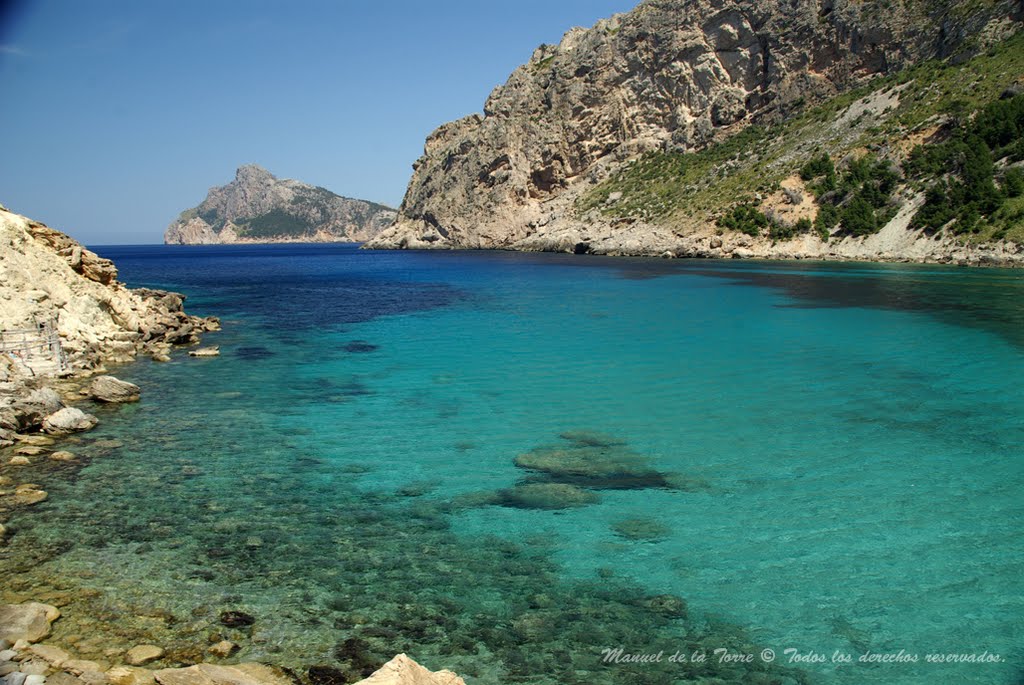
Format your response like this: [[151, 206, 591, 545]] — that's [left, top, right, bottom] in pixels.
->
[[0, 0, 637, 244]]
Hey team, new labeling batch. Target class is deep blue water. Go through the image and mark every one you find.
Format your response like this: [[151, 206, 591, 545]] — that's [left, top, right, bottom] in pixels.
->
[[3, 244, 1023, 685]]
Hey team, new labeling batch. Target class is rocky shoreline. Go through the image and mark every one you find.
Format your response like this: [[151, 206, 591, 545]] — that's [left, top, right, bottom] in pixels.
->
[[0, 205, 466, 685], [1, 202, 220, 450], [368, 214, 1024, 268], [0, 611, 465, 685]]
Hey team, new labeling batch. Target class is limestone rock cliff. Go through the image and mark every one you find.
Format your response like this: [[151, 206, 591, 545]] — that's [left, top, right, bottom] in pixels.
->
[[366, 0, 1023, 263], [165, 165, 396, 244], [0, 204, 216, 377]]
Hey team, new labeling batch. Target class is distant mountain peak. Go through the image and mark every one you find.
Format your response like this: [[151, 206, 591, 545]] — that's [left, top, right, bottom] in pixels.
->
[[234, 164, 275, 183], [165, 166, 395, 245]]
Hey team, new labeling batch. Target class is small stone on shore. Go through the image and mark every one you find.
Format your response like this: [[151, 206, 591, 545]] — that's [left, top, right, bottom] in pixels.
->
[[89, 377, 141, 404], [19, 661, 49, 677], [153, 664, 290, 685], [0, 603, 61, 643], [46, 674, 84, 685], [62, 660, 104, 676], [41, 409, 98, 436], [30, 644, 70, 667], [74, 672, 108, 685], [106, 667, 154, 685]]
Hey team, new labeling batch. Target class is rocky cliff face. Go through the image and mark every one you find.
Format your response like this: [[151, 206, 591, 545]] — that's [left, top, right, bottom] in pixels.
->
[[366, 0, 1023, 263], [0, 204, 217, 376], [165, 165, 396, 244]]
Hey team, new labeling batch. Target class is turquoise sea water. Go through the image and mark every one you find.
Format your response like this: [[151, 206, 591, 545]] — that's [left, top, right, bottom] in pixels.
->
[[3, 245, 1022, 685]]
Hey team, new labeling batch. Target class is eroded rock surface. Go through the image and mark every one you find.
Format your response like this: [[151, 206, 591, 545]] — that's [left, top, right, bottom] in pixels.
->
[[366, 0, 1021, 262]]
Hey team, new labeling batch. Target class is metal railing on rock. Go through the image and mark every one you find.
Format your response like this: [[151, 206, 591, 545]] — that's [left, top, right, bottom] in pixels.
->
[[0, 319, 69, 375]]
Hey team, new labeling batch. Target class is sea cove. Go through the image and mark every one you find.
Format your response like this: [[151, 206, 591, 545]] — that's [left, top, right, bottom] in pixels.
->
[[3, 244, 1021, 685]]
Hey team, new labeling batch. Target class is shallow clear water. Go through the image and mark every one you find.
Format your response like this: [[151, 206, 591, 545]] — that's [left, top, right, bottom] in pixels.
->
[[3, 245, 1022, 685]]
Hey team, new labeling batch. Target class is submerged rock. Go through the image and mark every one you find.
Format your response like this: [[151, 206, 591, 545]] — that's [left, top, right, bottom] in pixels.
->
[[611, 517, 672, 541], [0, 603, 60, 643], [234, 347, 273, 360], [218, 611, 254, 628], [513, 443, 670, 489], [10, 485, 48, 506], [89, 376, 141, 403], [664, 473, 713, 493], [14, 434, 55, 448], [558, 430, 627, 447], [125, 646, 163, 666], [188, 347, 220, 358], [496, 482, 600, 510], [342, 341, 379, 354], [42, 408, 98, 435], [641, 594, 688, 619], [207, 641, 238, 659], [306, 666, 349, 685], [331, 637, 385, 680], [394, 481, 437, 498]]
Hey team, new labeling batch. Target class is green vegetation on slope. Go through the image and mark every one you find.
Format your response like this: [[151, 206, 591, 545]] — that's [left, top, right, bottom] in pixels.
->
[[232, 209, 317, 238], [578, 125, 770, 222], [801, 153, 900, 237], [905, 93, 1024, 237], [577, 31, 1024, 244]]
